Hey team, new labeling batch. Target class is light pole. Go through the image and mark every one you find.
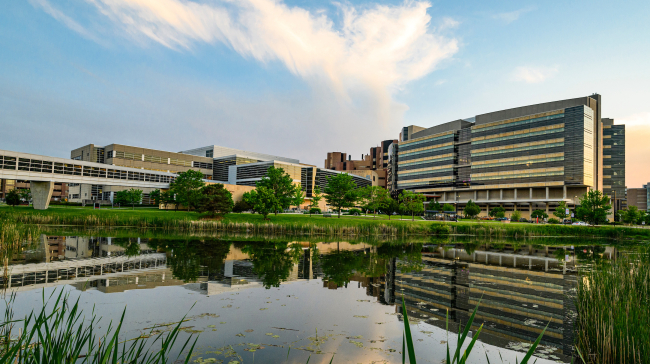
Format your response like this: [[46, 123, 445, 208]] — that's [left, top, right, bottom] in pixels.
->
[[455, 193, 459, 222]]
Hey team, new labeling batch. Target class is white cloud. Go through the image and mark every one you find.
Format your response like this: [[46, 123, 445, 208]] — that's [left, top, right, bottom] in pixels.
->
[[511, 66, 558, 84], [492, 7, 535, 24]]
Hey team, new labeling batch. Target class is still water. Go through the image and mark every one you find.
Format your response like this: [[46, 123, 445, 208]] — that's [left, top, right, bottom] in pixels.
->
[[2, 232, 626, 363]]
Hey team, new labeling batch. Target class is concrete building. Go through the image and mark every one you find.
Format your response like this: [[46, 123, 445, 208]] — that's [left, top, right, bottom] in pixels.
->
[[0, 179, 68, 202], [601, 118, 626, 213], [393, 94, 608, 219], [324, 139, 397, 188], [627, 184, 649, 211]]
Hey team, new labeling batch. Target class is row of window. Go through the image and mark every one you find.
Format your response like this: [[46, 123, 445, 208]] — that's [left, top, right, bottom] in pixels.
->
[[397, 178, 455, 188], [398, 154, 454, 168], [471, 171, 565, 182], [398, 134, 454, 151], [398, 167, 454, 178], [471, 156, 564, 170], [471, 141, 564, 157], [114, 151, 196, 167], [472, 113, 564, 133], [398, 145, 454, 158], [472, 127, 564, 145]]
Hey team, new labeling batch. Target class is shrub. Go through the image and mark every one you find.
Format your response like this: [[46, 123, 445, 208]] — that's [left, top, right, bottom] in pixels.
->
[[511, 210, 522, 222], [548, 218, 560, 224], [519, 218, 528, 223], [309, 208, 321, 214], [429, 223, 450, 235], [348, 208, 361, 216]]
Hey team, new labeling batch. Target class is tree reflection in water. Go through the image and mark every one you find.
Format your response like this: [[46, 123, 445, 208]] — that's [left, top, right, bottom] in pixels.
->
[[240, 241, 303, 288], [147, 239, 231, 282]]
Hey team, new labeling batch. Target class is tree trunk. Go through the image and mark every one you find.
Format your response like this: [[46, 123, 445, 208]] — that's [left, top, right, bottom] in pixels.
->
[[412, 212, 414, 221], [338, 208, 341, 218]]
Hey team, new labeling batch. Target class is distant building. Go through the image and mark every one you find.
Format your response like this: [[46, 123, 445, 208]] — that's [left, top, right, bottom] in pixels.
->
[[324, 139, 397, 188], [627, 184, 649, 211], [601, 118, 626, 212]]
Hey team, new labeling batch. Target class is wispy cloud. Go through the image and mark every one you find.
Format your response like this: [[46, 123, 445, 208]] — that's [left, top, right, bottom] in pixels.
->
[[492, 6, 536, 24], [511, 66, 558, 83], [28, 0, 102, 43]]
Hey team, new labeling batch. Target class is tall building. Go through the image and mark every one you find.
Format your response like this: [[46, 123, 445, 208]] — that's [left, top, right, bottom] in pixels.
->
[[393, 94, 606, 218], [601, 118, 626, 212], [324, 140, 397, 188]]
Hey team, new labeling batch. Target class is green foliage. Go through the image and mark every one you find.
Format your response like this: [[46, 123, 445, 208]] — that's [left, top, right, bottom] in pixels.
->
[[547, 218, 560, 224], [243, 186, 278, 220], [309, 207, 321, 214], [309, 187, 323, 216], [323, 173, 360, 218], [149, 189, 162, 206], [360, 186, 390, 218], [399, 190, 426, 221], [511, 210, 522, 222], [196, 183, 234, 218], [463, 200, 481, 219], [442, 204, 455, 212], [256, 166, 305, 215], [5, 190, 20, 207], [18, 189, 31, 204], [160, 190, 175, 210], [553, 201, 569, 220], [232, 200, 251, 213], [619, 206, 641, 225], [383, 198, 400, 220], [115, 188, 143, 209], [531, 209, 548, 219], [240, 241, 302, 288], [170, 170, 205, 211], [488, 206, 505, 218], [430, 201, 442, 211], [348, 208, 362, 215], [576, 190, 612, 225], [429, 223, 450, 235]]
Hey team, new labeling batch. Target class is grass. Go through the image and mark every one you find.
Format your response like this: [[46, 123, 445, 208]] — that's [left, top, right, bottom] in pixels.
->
[[574, 250, 650, 363], [3, 205, 650, 239]]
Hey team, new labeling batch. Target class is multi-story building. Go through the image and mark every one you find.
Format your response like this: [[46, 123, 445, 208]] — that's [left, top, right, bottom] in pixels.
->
[[601, 118, 626, 212], [393, 94, 607, 219], [324, 140, 397, 188], [0, 179, 68, 202], [69, 143, 214, 203], [627, 184, 649, 211]]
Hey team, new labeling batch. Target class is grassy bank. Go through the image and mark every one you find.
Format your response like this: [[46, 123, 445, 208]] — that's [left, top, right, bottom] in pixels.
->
[[2, 205, 650, 239]]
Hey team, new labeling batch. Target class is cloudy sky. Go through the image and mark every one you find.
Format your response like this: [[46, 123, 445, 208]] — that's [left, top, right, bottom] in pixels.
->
[[1, 0, 649, 187]]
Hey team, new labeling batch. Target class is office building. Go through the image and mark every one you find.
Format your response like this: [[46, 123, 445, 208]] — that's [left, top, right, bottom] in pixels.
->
[[393, 94, 607, 218], [324, 139, 397, 188], [627, 184, 649, 211], [601, 118, 626, 212], [1, 179, 68, 202]]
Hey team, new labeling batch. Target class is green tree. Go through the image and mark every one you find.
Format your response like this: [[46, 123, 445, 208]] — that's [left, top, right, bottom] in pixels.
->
[[19, 189, 31, 205], [309, 186, 323, 217], [241, 242, 302, 289], [511, 210, 522, 222], [399, 190, 426, 221], [160, 190, 175, 210], [553, 201, 569, 220], [620, 206, 640, 225], [489, 206, 506, 218], [442, 204, 455, 212], [430, 201, 442, 211], [233, 199, 251, 213], [196, 183, 234, 218], [323, 173, 360, 218], [383, 198, 400, 220], [638, 210, 648, 225], [114, 190, 128, 206], [576, 190, 612, 225], [531, 209, 549, 220], [463, 200, 481, 219], [360, 186, 390, 218], [170, 170, 205, 211], [256, 166, 305, 215], [243, 186, 278, 220], [149, 189, 162, 206], [5, 189, 20, 207], [126, 188, 143, 209]]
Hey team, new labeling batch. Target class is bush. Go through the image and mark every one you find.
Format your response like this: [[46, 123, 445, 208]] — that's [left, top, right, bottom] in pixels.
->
[[519, 218, 528, 223], [309, 208, 321, 214], [429, 223, 450, 236], [232, 200, 251, 213], [348, 208, 361, 216], [510, 210, 522, 222], [548, 218, 560, 224]]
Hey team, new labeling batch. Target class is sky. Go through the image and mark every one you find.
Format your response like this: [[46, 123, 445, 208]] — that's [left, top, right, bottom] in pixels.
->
[[1, 0, 649, 187]]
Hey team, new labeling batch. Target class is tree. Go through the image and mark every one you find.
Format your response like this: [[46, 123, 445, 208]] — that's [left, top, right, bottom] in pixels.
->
[[489, 206, 506, 218], [383, 198, 400, 220], [442, 204, 455, 212], [463, 200, 481, 219], [531, 209, 549, 220], [170, 170, 205, 211], [5, 190, 20, 207], [256, 166, 305, 215], [233, 200, 251, 213], [576, 190, 611, 225], [399, 190, 426, 221], [511, 210, 522, 222], [430, 201, 442, 211], [323, 173, 360, 218], [19, 189, 31, 205], [241, 242, 302, 289], [553, 201, 569, 220], [619, 206, 641, 225], [114, 190, 128, 206], [360, 186, 390, 218], [149, 189, 162, 206], [196, 183, 234, 218], [160, 190, 175, 211], [243, 186, 278, 220], [309, 187, 323, 217], [638, 210, 648, 226], [126, 188, 143, 209]]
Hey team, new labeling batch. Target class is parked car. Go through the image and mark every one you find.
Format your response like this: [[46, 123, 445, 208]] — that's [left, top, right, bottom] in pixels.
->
[[519, 218, 528, 223], [572, 221, 588, 226], [496, 217, 509, 221]]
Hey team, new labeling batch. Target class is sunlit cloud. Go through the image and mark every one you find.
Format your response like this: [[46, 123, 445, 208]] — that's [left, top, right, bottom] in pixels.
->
[[511, 66, 558, 84]]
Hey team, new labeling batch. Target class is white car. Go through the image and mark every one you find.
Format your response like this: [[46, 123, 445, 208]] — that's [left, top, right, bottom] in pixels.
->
[[572, 221, 588, 226]]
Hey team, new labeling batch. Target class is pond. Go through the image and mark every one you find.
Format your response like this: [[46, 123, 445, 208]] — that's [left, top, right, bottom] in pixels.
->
[[1, 231, 634, 364]]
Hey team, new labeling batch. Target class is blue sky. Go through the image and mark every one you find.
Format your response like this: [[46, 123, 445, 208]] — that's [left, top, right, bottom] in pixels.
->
[[1, 0, 649, 186]]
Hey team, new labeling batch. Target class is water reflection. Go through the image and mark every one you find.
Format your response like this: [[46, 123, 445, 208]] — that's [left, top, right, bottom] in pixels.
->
[[2, 233, 638, 363]]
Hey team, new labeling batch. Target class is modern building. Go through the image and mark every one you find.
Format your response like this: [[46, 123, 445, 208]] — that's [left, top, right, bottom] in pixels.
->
[[601, 118, 626, 212], [627, 184, 649, 211], [1, 179, 68, 202], [324, 139, 397, 188], [393, 94, 607, 218]]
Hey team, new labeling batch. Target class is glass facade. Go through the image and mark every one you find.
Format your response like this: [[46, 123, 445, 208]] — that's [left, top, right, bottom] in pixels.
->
[[602, 120, 625, 201]]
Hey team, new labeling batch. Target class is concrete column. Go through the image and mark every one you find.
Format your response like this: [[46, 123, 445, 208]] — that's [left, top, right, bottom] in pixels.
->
[[514, 188, 517, 201], [486, 190, 490, 200], [31, 181, 54, 210], [563, 186, 567, 199], [474, 191, 478, 200], [546, 187, 550, 200], [529, 203, 533, 217], [545, 203, 550, 215], [529, 188, 533, 199], [500, 189, 503, 200], [443, 192, 447, 201]]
